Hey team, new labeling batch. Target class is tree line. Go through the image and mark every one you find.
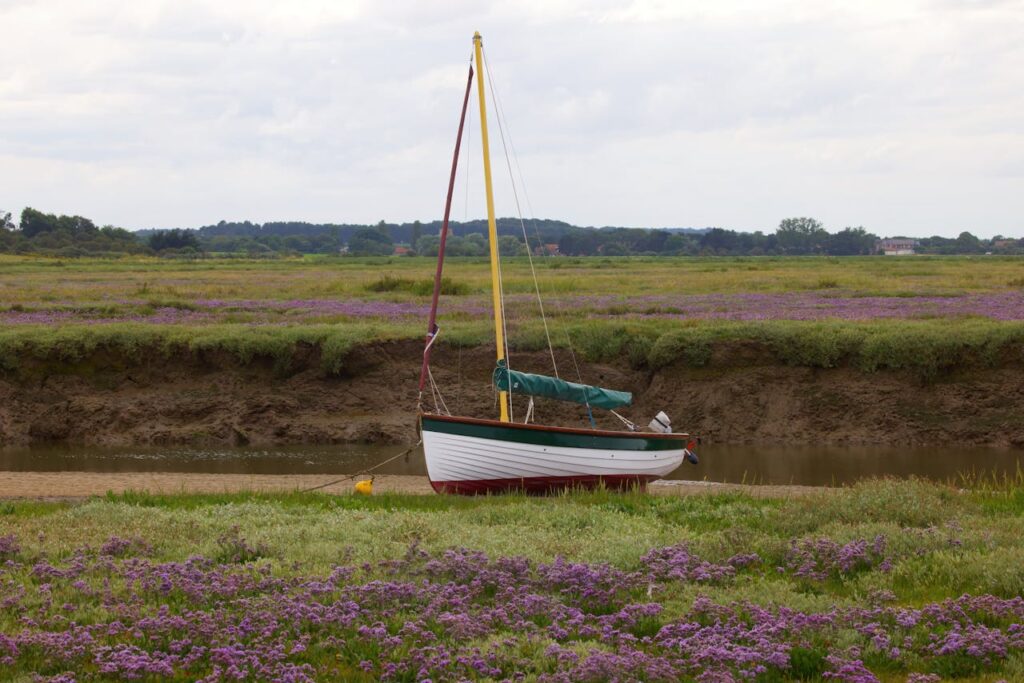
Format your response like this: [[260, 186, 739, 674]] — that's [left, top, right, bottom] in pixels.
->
[[1, 207, 1019, 257], [1, 208, 149, 256]]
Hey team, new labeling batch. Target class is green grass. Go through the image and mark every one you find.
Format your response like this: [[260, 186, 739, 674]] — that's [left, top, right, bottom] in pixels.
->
[[2, 317, 1021, 381], [3, 254, 1023, 380], [4, 480, 1024, 680], [2, 254, 1024, 303], [0, 478, 1020, 600]]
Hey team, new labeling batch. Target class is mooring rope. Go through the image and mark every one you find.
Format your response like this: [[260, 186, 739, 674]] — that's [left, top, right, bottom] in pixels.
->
[[299, 440, 423, 493]]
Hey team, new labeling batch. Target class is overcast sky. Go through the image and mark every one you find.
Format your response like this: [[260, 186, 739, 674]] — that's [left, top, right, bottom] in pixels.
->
[[1, 0, 1022, 237]]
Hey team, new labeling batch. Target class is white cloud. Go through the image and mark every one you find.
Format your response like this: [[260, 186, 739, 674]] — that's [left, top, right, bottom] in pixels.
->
[[0, 0, 1021, 236]]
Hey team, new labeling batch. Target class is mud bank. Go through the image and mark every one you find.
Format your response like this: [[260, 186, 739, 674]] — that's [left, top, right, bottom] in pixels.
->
[[1, 340, 1022, 448]]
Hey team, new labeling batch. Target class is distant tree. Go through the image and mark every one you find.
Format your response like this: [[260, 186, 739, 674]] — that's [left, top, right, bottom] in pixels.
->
[[663, 233, 696, 255], [415, 235, 440, 257], [3, 207, 143, 255], [633, 229, 669, 253], [955, 231, 983, 253], [444, 235, 467, 256], [348, 227, 393, 256], [700, 228, 741, 254], [20, 207, 59, 237], [498, 235, 526, 257], [558, 227, 601, 256], [149, 229, 200, 252], [826, 227, 877, 256], [411, 220, 423, 250], [453, 233, 487, 257], [56, 214, 98, 236], [0, 213, 16, 251], [776, 217, 828, 254]]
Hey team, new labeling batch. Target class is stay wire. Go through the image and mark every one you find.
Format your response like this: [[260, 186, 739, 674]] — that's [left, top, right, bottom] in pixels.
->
[[486, 69, 587, 392], [482, 45, 559, 380], [481, 46, 592, 425]]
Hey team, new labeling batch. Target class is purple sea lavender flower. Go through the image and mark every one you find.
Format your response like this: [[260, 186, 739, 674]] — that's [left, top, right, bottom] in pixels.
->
[[33, 674, 77, 683], [928, 623, 1009, 662], [0, 633, 17, 666], [99, 536, 150, 557], [784, 536, 888, 581], [0, 534, 19, 558], [536, 556, 633, 610], [822, 653, 880, 682], [641, 544, 736, 583], [726, 552, 761, 569], [7, 540, 1024, 681]]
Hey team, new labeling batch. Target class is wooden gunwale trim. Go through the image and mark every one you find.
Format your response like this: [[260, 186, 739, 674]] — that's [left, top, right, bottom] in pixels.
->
[[420, 412, 688, 441]]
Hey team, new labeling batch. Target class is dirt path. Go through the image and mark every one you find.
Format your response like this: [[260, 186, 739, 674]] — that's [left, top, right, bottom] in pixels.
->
[[0, 471, 822, 500]]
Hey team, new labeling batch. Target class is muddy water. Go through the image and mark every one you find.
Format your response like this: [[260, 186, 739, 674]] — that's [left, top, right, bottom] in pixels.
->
[[1, 443, 1021, 486]]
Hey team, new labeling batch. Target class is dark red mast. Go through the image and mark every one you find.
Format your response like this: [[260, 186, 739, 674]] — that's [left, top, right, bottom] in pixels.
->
[[419, 64, 474, 402]]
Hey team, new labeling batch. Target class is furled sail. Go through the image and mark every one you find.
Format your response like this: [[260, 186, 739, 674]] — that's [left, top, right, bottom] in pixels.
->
[[492, 360, 632, 411]]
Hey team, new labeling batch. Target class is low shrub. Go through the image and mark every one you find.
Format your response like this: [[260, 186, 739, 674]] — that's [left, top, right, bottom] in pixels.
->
[[365, 274, 471, 296]]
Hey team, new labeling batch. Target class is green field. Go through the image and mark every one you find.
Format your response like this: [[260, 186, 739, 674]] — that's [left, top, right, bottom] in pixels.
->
[[3, 253, 1024, 301], [1, 479, 1023, 680], [3, 258, 1024, 679], [2, 255, 1024, 380]]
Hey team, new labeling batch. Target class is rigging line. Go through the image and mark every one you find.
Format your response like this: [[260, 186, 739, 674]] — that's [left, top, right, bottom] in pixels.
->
[[497, 192, 514, 424], [481, 45, 559, 379], [535, 247, 588, 389], [428, 365, 441, 413], [478, 45, 545, 267], [455, 343, 463, 415], [481, 54, 591, 421], [482, 49, 589, 398], [427, 365, 450, 416], [484, 53, 540, 233], [481, 55, 586, 391]]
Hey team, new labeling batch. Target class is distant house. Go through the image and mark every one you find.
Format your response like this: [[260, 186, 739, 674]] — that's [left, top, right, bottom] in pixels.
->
[[392, 245, 412, 256], [875, 239, 917, 256], [994, 239, 1018, 250], [533, 243, 560, 256]]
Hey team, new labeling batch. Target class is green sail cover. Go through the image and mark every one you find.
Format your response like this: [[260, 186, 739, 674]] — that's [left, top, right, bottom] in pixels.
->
[[492, 360, 632, 411]]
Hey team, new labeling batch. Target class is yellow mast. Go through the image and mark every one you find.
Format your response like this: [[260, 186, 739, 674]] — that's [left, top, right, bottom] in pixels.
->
[[473, 31, 509, 422]]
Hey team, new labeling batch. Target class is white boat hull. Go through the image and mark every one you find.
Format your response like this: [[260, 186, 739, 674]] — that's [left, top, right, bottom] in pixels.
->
[[421, 414, 689, 494]]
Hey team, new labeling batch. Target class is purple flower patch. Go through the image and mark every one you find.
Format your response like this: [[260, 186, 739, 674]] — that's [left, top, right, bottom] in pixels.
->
[[1, 539, 1022, 680]]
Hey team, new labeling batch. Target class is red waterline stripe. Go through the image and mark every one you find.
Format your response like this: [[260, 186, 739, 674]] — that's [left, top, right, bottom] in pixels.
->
[[429, 473, 660, 496]]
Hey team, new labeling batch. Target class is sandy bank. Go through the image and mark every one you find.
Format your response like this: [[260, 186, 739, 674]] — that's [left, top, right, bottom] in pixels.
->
[[0, 471, 821, 500]]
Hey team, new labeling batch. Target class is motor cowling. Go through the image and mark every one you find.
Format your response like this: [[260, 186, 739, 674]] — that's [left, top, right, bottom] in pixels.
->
[[648, 411, 672, 434]]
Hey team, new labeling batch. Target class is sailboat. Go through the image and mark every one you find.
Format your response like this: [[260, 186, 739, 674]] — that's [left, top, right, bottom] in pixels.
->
[[417, 32, 696, 495]]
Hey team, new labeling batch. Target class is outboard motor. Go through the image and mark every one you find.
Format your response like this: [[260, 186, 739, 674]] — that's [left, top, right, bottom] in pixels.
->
[[648, 411, 672, 434], [650, 412, 699, 464]]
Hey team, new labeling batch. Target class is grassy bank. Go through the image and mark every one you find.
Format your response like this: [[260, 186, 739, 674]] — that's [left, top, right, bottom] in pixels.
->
[[1, 479, 1023, 680], [3, 317, 1024, 381], [2, 254, 1024, 382]]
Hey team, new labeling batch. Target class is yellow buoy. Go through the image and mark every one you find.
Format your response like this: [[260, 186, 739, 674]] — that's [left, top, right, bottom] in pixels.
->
[[354, 478, 373, 495]]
